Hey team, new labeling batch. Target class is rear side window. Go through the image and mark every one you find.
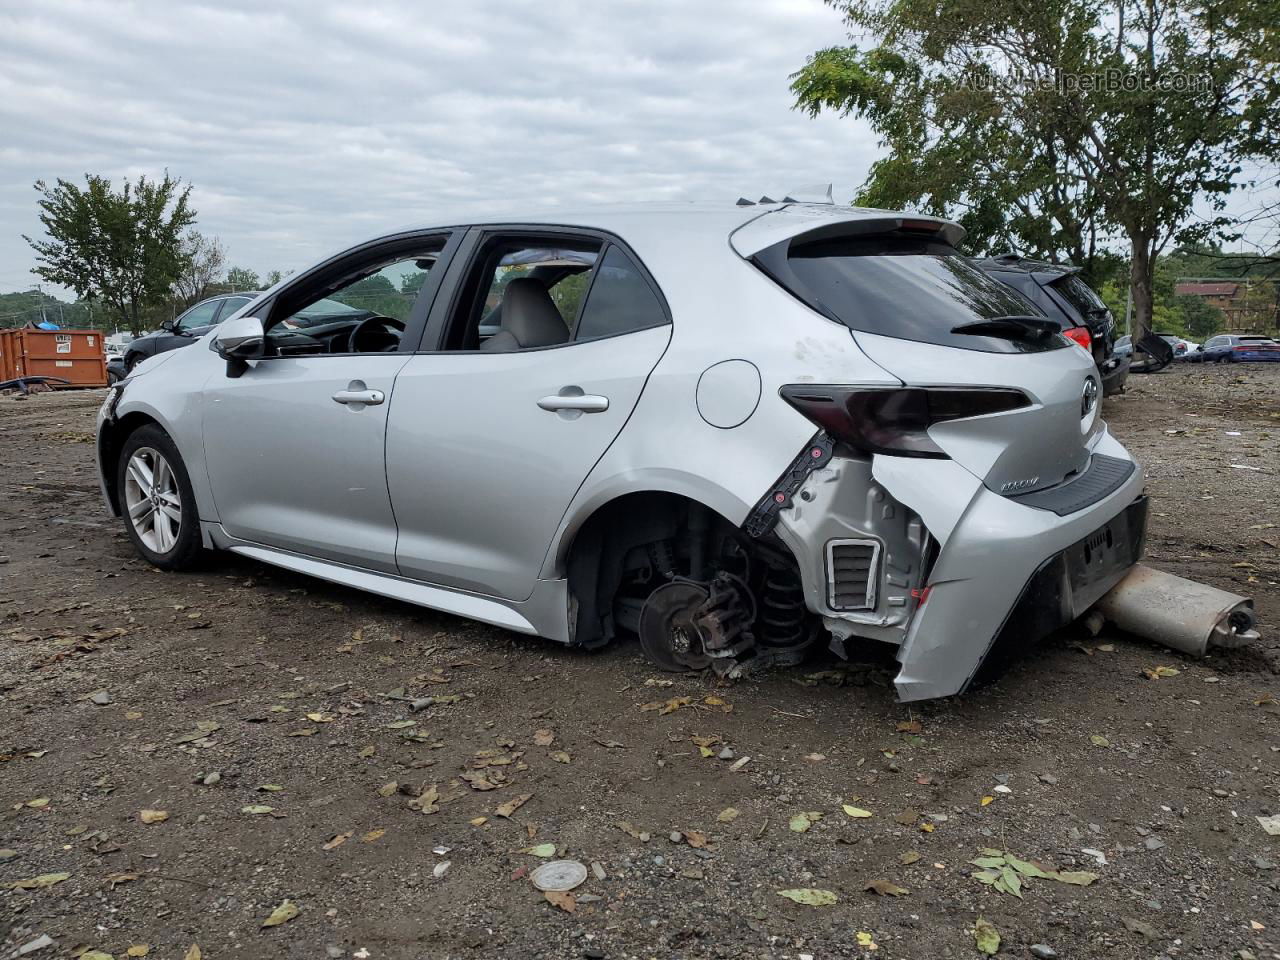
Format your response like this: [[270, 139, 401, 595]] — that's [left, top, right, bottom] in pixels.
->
[[764, 236, 1064, 354], [1051, 274, 1107, 318], [215, 296, 251, 322], [574, 246, 668, 341]]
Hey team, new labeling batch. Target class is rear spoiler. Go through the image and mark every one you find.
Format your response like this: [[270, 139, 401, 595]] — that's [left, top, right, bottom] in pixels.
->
[[730, 207, 965, 258]]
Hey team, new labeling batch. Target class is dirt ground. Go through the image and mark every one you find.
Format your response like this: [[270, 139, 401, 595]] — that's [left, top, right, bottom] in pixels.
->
[[2, 364, 1278, 960]]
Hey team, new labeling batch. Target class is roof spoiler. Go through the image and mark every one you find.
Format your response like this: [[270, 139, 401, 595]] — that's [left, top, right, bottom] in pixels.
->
[[731, 209, 966, 257]]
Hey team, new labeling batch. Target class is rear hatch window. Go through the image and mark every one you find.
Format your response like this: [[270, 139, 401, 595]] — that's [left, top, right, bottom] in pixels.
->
[[759, 235, 1068, 354]]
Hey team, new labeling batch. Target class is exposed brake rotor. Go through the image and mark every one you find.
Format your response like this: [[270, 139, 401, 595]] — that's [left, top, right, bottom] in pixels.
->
[[638, 581, 714, 671], [638, 574, 759, 675]]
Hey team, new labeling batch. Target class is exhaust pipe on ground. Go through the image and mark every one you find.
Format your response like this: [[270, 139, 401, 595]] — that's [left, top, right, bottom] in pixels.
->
[[1090, 563, 1259, 656]]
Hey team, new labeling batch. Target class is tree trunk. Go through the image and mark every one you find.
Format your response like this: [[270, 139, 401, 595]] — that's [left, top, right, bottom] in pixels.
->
[[1129, 238, 1155, 343]]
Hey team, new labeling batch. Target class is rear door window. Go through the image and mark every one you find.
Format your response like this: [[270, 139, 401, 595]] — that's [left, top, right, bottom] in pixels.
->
[[573, 246, 668, 341], [765, 235, 1064, 354]]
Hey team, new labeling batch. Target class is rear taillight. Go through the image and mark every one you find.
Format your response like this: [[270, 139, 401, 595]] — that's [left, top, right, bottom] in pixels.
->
[[1063, 327, 1092, 350], [780, 385, 1031, 458]]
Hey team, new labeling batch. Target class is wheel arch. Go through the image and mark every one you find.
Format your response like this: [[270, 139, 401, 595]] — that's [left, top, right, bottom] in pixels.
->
[[98, 410, 166, 515], [560, 489, 744, 649]]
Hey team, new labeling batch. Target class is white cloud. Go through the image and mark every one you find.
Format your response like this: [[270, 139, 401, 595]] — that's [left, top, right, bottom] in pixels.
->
[[0, 0, 877, 292]]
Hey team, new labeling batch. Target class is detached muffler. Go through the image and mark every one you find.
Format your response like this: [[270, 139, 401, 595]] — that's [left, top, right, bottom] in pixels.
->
[[1092, 563, 1260, 656]]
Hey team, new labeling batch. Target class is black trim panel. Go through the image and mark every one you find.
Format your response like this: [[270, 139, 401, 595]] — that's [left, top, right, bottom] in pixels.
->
[[1010, 454, 1134, 516], [966, 495, 1147, 690]]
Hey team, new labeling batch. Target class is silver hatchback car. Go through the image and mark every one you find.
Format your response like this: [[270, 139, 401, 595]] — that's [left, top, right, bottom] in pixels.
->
[[96, 201, 1146, 701]]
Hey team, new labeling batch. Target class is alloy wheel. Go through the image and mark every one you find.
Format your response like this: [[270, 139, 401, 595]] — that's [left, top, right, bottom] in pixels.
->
[[123, 446, 182, 553]]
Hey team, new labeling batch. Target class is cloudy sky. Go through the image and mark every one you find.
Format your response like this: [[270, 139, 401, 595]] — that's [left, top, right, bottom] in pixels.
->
[[0, 0, 886, 294]]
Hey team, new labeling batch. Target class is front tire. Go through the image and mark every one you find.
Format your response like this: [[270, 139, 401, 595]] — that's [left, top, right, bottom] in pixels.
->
[[117, 425, 203, 570]]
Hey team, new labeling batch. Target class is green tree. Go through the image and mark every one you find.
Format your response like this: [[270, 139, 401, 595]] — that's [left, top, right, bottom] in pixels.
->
[[173, 231, 226, 308], [226, 266, 261, 291], [791, 0, 1276, 343], [1174, 294, 1223, 338], [23, 172, 195, 336]]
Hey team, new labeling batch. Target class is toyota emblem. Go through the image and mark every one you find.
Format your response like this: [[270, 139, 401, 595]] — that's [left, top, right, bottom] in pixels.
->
[[1081, 377, 1099, 417]]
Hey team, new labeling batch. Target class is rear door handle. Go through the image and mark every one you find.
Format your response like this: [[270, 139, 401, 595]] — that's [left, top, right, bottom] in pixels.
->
[[538, 395, 609, 413], [333, 389, 384, 405]]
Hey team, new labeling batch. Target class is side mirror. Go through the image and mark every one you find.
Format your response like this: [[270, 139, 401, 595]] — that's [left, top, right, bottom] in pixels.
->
[[213, 316, 265, 360]]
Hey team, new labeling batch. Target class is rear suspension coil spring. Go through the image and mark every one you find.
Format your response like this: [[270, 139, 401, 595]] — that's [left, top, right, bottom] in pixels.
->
[[758, 564, 807, 648]]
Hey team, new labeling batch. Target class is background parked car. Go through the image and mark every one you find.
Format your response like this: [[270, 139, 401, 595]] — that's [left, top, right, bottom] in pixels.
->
[[1198, 333, 1280, 363], [122, 292, 260, 373], [976, 254, 1128, 395], [106, 354, 125, 384]]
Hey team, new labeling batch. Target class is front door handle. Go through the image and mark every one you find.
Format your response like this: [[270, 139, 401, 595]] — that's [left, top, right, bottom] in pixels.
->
[[333, 388, 384, 406]]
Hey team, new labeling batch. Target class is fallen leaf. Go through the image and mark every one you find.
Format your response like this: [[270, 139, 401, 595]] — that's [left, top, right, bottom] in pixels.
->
[[377, 782, 398, 798], [777, 888, 837, 906], [285, 728, 317, 737], [550, 751, 571, 764], [81, 953, 114, 960], [262, 899, 299, 928], [412, 784, 440, 814], [683, 830, 709, 849], [523, 842, 556, 858], [1256, 814, 1280, 836], [183, 947, 202, 960], [358, 745, 376, 758], [544, 890, 576, 913], [1142, 666, 1181, 680], [899, 850, 921, 865], [257, 784, 285, 793], [920, 822, 935, 833], [1090, 734, 1110, 747], [974, 917, 1000, 955], [640, 696, 691, 715], [981, 796, 994, 806], [460, 770, 499, 791], [322, 831, 353, 850], [790, 811, 823, 832], [306, 712, 335, 723], [10, 872, 70, 890], [864, 879, 909, 896], [385, 720, 416, 730], [127, 945, 149, 957], [842, 805, 873, 819], [469, 817, 487, 827], [105, 872, 139, 888], [856, 932, 876, 948], [241, 805, 274, 815], [139, 809, 168, 824], [716, 807, 740, 823], [1051, 870, 1098, 885], [533, 729, 554, 747], [362, 829, 385, 843], [25, 797, 49, 809], [1123, 917, 1158, 939], [617, 820, 650, 841], [896, 719, 923, 733]]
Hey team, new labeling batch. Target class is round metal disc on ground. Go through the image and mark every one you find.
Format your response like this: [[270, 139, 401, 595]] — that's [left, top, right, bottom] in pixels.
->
[[638, 580, 712, 672], [530, 860, 589, 892]]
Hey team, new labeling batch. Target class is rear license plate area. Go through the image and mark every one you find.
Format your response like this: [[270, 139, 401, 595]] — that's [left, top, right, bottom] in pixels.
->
[[1064, 496, 1147, 598]]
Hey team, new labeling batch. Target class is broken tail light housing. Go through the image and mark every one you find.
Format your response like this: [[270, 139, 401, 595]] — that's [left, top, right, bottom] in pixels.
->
[[780, 385, 1031, 458], [1063, 327, 1092, 351]]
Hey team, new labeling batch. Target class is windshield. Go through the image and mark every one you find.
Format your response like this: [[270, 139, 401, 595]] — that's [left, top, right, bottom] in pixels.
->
[[767, 236, 1065, 354]]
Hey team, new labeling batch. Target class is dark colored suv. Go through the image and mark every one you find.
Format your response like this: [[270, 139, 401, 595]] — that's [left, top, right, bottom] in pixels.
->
[[123, 293, 261, 373], [976, 254, 1128, 395]]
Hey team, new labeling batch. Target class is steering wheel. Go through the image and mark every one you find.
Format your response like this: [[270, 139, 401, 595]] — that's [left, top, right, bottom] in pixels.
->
[[348, 316, 405, 353]]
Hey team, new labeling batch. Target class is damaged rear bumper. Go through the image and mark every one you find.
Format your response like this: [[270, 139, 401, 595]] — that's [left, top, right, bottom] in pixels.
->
[[774, 426, 1146, 701]]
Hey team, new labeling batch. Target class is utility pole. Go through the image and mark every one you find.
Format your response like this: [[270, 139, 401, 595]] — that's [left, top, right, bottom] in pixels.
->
[[35, 284, 48, 325]]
